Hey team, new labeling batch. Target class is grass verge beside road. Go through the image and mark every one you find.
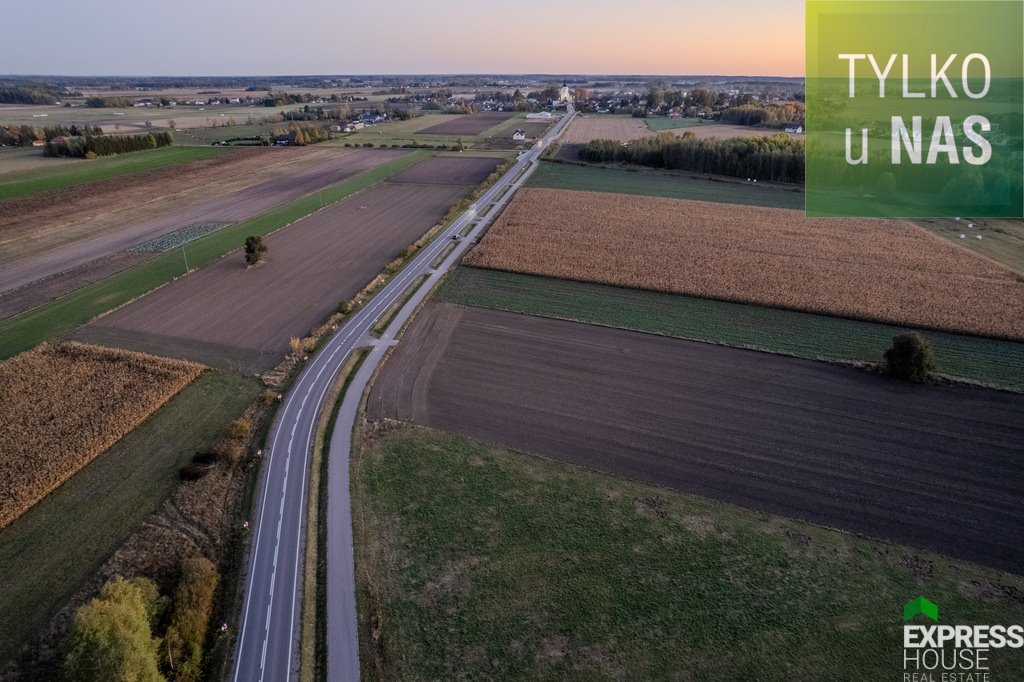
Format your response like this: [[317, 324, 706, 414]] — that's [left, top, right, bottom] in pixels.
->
[[436, 267, 1024, 392], [0, 146, 233, 200], [0, 371, 259, 663], [353, 424, 1024, 680], [527, 160, 804, 209], [0, 150, 432, 360]]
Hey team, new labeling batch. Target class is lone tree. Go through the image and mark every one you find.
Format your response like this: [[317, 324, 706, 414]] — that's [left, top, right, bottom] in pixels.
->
[[244, 235, 266, 266], [884, 332, 936, 382]]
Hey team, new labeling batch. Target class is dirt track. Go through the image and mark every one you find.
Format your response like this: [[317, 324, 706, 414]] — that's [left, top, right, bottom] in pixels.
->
[[415, 112, 516, 136], [368, 303, 1024, 574], [0, 149, 407, 294], [76, 172, 481, 372]]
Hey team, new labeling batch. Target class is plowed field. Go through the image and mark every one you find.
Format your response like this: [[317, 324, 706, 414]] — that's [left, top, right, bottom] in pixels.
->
[[367, 303, 1024, 573], [77, 162, 485, 371]]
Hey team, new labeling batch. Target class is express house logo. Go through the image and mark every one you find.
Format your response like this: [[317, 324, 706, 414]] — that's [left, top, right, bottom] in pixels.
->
[[902, 597, 1024, 680]]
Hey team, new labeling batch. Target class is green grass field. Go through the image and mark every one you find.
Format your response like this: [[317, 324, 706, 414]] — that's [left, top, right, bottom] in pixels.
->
[[527, 160, 805, 209], [915, 217, 1024, 274], [436, 268, 1024, 392], [354, 424, 1024, 680], [645, 117, 718, 131], [0, 370, 259, 663], [0, 145, 234, 201], [0, 150, 432, 359]]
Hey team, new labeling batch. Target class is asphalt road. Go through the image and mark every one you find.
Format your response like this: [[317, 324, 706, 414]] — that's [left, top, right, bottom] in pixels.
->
[[231, 109, 574, 682]]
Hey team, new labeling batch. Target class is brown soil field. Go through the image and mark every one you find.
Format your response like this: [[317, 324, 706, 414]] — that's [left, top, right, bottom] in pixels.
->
[[368, 303, 1024, 573], [387, 155, 500, 186], [0, 148, 407, 294], [465, 188, 1024, 340], [76, 174, 479, 372], [0, 342, 203, 530], [560, 116, 658, 145], [0, 252, 152, 321], [415, 111, 517, 136]]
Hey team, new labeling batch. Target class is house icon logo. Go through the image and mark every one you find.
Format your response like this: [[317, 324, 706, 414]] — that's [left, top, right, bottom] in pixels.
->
[[904, 597, 939, 622]]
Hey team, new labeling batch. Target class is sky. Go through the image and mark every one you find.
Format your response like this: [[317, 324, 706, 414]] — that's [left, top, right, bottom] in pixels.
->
[[5, 0, 804, 77]]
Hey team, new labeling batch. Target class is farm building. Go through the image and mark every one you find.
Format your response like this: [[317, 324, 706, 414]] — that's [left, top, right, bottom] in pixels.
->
[[512, 129, 526, 141], [526, 111, 552, 119]]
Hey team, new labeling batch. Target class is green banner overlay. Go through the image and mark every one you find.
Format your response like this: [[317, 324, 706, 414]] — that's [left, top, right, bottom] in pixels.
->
[[806, 1, 1023, 217], [904, 597, 940, 622]]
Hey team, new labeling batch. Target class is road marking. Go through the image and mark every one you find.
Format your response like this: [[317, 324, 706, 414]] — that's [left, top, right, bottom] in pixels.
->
[[233, 121, 572, 681]]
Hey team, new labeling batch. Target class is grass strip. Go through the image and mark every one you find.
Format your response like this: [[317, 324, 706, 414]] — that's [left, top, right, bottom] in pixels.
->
[[0, 146, 233, 200], [353, 424, 1024, 680], [371, 275, 430, 337], [0, 371, 260, 662], [0, 150, 432, 360], [300, 348, 368, 682], [527, 159, 804, 209], [436, 267, 1024, 392]]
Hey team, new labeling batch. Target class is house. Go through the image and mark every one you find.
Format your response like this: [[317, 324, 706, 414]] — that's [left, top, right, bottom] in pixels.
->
[[511, 129, 525, 141], [783, 125, 803, 134]]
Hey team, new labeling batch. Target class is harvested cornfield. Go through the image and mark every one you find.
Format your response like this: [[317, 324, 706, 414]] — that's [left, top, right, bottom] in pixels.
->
[[560, 116, 658, 145], [0, 342, 203, 529], [465, 188, 1024, 340]]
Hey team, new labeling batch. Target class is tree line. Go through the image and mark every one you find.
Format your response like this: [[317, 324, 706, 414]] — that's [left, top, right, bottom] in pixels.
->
[[0, 123, 104, 146], [0, 85, 66, 104], [579, 132, 805, 183], [45, 132, 174, 158], [719, 103, 804, 128]]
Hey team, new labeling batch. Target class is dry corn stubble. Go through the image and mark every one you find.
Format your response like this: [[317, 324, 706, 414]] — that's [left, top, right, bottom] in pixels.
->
[[465, 188, 1024, 340], [0, 342, 204, 529]]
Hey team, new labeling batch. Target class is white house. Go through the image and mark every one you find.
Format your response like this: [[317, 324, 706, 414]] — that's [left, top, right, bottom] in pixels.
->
[[511, 129, 526, 141]]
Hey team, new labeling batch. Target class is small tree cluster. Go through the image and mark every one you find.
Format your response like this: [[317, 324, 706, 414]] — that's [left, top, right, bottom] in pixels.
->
[[44, 132, 173, 158], [884, 333, 936, 382], [244, 235, 266, 266], [63, 577, 166, 682]]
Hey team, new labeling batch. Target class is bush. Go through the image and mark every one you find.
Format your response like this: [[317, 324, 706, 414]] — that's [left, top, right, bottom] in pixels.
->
[[884, 332, 936, 382], [162, 557, 219, 682], [179, 462, 215, 480], [227, 419, 251, 440], [243, 235, 266, 266], [215, 443, 244, 468]]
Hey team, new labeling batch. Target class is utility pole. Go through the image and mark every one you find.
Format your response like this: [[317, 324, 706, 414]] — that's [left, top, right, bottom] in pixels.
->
[[182, 246, 189, 272]]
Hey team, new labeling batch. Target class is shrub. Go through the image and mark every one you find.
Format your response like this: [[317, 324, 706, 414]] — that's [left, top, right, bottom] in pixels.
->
[[244, 235, 266, 266], [884, 332, 936, 382], [214, 443, 244, 468], [162, 557, 219, 682], [179, 463, 215, 480], [227, 419, 251, 440]]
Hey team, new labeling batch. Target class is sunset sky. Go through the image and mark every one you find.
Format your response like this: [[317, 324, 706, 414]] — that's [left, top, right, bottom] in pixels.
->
[[5, 0, 804, 76]]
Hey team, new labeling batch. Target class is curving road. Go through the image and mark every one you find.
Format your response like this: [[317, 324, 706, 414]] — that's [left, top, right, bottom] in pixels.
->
[[232, 108, 574, 682]]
